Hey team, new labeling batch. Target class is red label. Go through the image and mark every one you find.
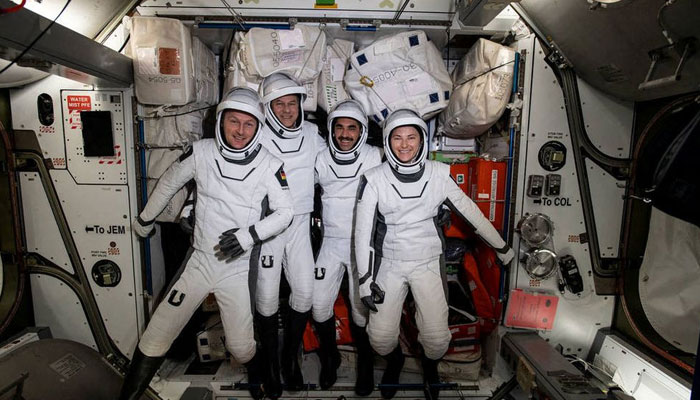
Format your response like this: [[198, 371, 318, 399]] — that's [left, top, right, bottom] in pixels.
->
[[66, 95, 92, 111]]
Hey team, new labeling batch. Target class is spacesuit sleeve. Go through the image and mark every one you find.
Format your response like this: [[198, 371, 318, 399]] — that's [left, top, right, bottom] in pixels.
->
[[354, 175, 379, 298], [248, 164, 294, 242], [444, 176, 514, 263], [139, 149, 196, 223]]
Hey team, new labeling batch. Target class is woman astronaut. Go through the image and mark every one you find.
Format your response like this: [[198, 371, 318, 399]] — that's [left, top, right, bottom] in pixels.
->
[[123, 87, 293, 400], [354, 109, 515, 399]]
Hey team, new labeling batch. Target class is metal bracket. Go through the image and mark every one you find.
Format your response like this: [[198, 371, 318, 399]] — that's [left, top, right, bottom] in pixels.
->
[[546, 40, 572, 69], [638, 38, 696, 91], [288, 17, 298, 30]]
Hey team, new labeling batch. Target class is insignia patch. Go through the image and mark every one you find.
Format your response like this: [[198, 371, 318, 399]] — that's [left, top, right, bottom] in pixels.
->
[[275, 166, 289, 189], [315, 267, 326, 280], [168, 289, 185, 306], [262, 255, 274, 268]]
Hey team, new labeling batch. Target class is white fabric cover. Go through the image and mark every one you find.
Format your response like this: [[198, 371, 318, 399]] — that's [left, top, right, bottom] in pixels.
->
[[238, 25, 326, 83], [223, 32, 263, 92], [128, 16, 195, 106], [344, 30, 451, 123], [143, 106, 205, 147], [639, 207, 700, 355], [192, 36, 220, 106], [318, 39, 354, 112], [439, 39, 515, 138]]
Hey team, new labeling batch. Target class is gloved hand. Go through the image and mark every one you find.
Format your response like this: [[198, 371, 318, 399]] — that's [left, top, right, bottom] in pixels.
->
[[360, 282, 385, 312], [216, 227, 255, 261], [498, 247, 515, 265], [132, 216, 155, 238], [179, 207, 194, 235], [436, 206, 451, 227]]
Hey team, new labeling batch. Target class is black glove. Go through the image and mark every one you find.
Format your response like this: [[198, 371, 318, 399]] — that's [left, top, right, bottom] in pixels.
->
[[436, 206, 451, 227], [361, 282, 385, 312], [217, 228, 244, 261], [180, 209, 194, 235]]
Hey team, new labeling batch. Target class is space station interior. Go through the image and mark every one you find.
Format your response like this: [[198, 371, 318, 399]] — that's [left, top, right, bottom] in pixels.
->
[[0, 0, 698, 399]]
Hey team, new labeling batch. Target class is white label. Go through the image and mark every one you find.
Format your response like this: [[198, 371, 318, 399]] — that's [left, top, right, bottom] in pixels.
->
[[330, 58, 346, 82], [280, 50, 303, 65], [490, 170, 498, 222], [136, 47, 158, 75], [478, 193, 490, 199], [279, 29, 306, 51], [50, 353, 86, 380], [404, 73, 434, 95]]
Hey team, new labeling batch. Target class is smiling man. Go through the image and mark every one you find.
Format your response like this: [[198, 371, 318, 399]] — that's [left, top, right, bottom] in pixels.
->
[[256, 72, 327, 395], [312, 100, 382, 394], [122, 87, 293, 400], [354, 109, 515, 400]]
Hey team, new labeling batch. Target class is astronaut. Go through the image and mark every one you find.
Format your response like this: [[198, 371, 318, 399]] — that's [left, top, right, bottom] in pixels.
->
[[312, 100, 382, 393], [121, 87, 293, 400], [256, 72, 327, 393], [354, 109, 514, 399]]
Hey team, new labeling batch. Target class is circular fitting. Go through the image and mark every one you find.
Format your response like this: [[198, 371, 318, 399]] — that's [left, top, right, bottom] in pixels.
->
[[524, 249, 558, 280], [517, 213, 554, 247]]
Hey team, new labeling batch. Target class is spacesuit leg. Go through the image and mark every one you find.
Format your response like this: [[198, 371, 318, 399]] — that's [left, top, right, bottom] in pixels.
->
[[311, 237, 345, 323], [255, 231, 286, 317], [120, 250, 212, 400], [213, 256, 263, 399], [409, 257, 451, 360], [281, 214, 315, 390], [345, 250, 374, 395], [366, 257, 409, 357]]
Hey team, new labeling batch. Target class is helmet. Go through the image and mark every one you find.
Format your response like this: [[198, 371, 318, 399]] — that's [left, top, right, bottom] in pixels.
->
[[215, 87, 265, 162], [382, 109, 428, 175], [260, 72, 307, 138], [327, 99, 368, 163]]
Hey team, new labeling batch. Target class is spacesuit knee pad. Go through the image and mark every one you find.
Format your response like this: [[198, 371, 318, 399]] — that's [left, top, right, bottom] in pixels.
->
[[367, 327, 399, 356], [289, 289, 313, 313], [137, 338, 169, 358], [256, 293, 280, 317], [312, 303, 334, 323], [350, 309, 368, 328], [418, 328, 451, 360], [227, 338, 256, 364]]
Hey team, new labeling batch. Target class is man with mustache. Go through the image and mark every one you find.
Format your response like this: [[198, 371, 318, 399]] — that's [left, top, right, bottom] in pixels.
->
[[312, 100, 382, 394], [256, 72, 327, 396], [122, 87, 293, 400]]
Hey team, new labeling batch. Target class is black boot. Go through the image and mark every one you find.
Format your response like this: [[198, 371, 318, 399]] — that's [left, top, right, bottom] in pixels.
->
[[351, 323, 374, 396], [282, 309, 309, 391], [119, 348, 165, 400], [244, 353, 265, 400], [380, 346, 405, 399], [314, 317, 341, 389], [255, 312, 282, 399], [421, 356, 441, 400]]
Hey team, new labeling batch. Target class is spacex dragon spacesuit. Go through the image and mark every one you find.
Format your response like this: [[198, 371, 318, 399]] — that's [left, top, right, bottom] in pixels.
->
[[121, 87, 293, 400], [256, 72, 327, 393], [354, 109, 515, 399], [312, 99, 382, 393]]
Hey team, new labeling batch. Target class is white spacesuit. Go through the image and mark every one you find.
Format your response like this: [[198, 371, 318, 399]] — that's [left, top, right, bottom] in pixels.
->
[[255, 72, 327, 392], [312, 99, 382, 393], [354, 109, 514, 399], [121, 87, 293, 400]]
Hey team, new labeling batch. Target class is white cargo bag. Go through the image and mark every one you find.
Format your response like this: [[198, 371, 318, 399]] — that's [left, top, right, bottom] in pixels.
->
[[344, 30, 451, 123], [318, 39, 354, 112], [143, 105, 205, 147], [128, 16, 195, 106], [192, 36, 219, 106], [238, 25, 326, 83], [438, 39, 515, 138]]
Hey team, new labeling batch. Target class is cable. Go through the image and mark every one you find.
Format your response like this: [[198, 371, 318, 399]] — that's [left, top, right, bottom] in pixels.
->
[[142, 105, 215, 119], [0, 0, 26, 14], [117, 33, 130, 53], [0, 0, 72, 76]]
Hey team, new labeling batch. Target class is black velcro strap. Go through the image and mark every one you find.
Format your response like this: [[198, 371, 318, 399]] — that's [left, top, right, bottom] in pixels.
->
[[275, 165, 289, 189], [137, 215, 155, 225], [179, 146, 193, 162], [495, 244, 511, 255], [249, 226, 261, 244]]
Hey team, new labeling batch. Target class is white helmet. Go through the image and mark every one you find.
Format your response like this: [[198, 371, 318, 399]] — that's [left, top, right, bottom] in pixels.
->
[[327, 99, 368, 163], [383, 109, 428, 175], [260, 72, 307, 138], [215, 87, 265, 162]]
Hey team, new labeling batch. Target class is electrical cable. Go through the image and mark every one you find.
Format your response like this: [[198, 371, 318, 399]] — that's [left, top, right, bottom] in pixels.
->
[[0, 0, 72, 76]]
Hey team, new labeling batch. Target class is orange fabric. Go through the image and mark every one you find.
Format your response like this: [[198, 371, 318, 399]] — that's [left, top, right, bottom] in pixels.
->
[[302, 294, 354, 352]]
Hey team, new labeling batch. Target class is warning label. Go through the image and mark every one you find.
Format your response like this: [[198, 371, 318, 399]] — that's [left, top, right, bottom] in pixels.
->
[[67, 96, 91, 111]]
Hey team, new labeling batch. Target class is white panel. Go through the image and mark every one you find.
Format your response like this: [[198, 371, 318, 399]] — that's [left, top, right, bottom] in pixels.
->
[[30, 274, 97, 351], [586, 159, 625, 258], [10, 75, 87, 165], [61, 90, 128, 184], [597, 335, 691, 400], [19, 172, 74, 274], [50, 169, 139, 357], [512, 38, 614, 358], [577, 77, 634, 158]]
